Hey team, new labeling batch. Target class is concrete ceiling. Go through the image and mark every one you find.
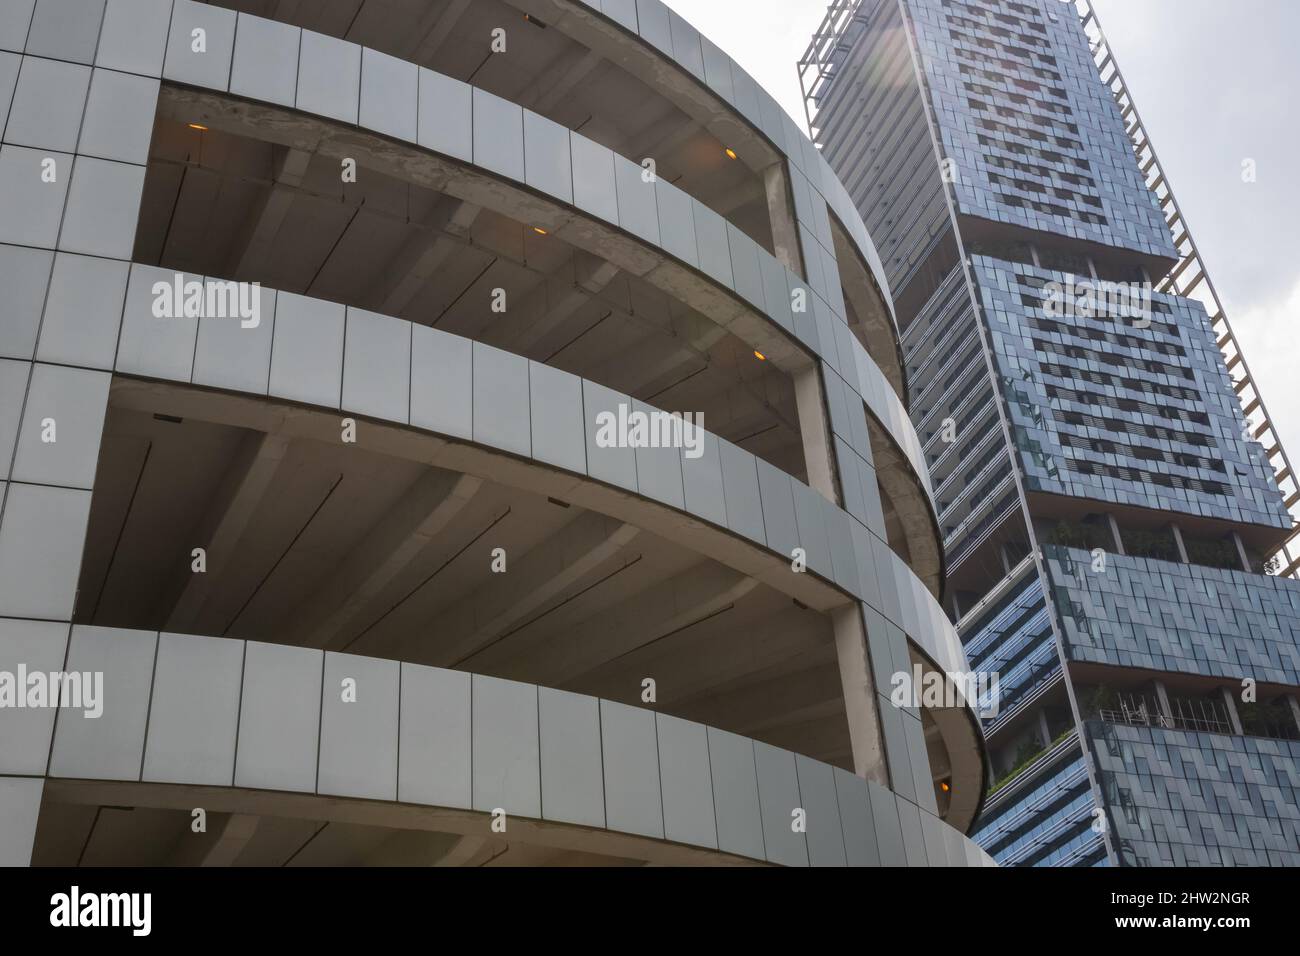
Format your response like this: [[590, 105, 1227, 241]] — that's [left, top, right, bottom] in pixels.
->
[[134, 114, 807, 482], [31, 798, 647, 867], [204, 0, 775, 250], [75, 393, 854, 767]]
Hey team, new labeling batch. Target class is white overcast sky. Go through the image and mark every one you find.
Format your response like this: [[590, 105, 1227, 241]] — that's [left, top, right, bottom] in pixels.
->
[[666, 0, 1300, 469]]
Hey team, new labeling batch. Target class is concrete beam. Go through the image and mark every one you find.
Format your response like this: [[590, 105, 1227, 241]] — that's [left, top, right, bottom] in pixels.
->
[[164, 431, 291, 633], [671, 661, 845, 737], [503, 0, 781, 174], [498, 561, 759, 687], [431, 512, 642, 667], [283, 470, 484, 650], [405, 0, 473, 63], [489, 252, 620, 354], [432, 835, 497, 868], [360, 830, 498, 867], [752, 709, 855, 765], [625, 121, 705, 184], [523, 49, 605, 116], [45, 778, 759, 868], [167, 812, 260, 867], [369, 195, 483, 316], [566, 599, 823, 704], [225, 146, 312, 279]]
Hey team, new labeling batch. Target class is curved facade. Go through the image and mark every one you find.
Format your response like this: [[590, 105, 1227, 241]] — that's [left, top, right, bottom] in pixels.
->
[[0, 0, 990, 866]]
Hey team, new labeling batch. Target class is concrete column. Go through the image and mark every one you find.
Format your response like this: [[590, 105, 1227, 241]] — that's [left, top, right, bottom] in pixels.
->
[[831, 605, 888, 786], [763, 163, 805, 275], [1286, 696, 1300, 737], [1153, 680, 1173, 727], [793, 365, 840, 503], [1169, 523, 1189, 563], [1037, 709, 1052, 749], [1107, 514, 1125, 555], [1219, 687, 1244, 736], [1231, 532, 1252, 573]]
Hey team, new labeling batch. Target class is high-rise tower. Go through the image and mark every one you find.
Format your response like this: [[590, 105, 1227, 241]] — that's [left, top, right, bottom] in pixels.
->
[[803, 0, 1300, 866]]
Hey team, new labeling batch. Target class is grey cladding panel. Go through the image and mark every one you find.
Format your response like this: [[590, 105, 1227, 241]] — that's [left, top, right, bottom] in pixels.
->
[[48, 626, 156, 782], [796, 754, 847, 866], [142, 632, 243, 786], [600, 700, 663, 839], [717, 440, 765, 544], [410, 324, 472, 440], [233, 641, 322, 794], [538, 687, 605, 828], [571, 134, 618, 224], [471, 674, 541, 818], [472, 342, 530, 457], [296, 30, 361, 124], [342, 308, 410, 424], [472, 88, 524, 181], [318, 652, 400, 801], [0, 619, 69, 775], [164, 1, 236, 91], [417, 69, 472, 162], [754, 742, 808, 866], [398, 663, 471, 809], [269, 292, 344, 409], [707, 727, 764, 860], [657, 714, 717, 849], [230, 14, 299, 107]]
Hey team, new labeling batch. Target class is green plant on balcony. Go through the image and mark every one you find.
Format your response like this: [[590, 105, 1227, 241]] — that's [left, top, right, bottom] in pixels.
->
[[1121, 528, 1180, 562], [1184, 537, 1241, 571], [1047, 519, 1110, 552], [1078, 685, 1122, 720], [985, 728, 1074, 795], [1238, 699, 1297, 738]]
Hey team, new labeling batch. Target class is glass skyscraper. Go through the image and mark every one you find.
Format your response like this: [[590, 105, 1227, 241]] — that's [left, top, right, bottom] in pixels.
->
[[803, 0, 1300, 865]]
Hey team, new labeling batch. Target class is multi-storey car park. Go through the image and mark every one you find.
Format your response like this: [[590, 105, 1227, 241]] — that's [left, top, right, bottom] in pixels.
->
[[0, 0, 996, 868], [802, 0, 1300, 866]]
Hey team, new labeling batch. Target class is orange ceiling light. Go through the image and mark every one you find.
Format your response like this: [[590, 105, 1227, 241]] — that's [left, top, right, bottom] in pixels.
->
[[753, 350, 766, 361], [725, 147, 738, 160]]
